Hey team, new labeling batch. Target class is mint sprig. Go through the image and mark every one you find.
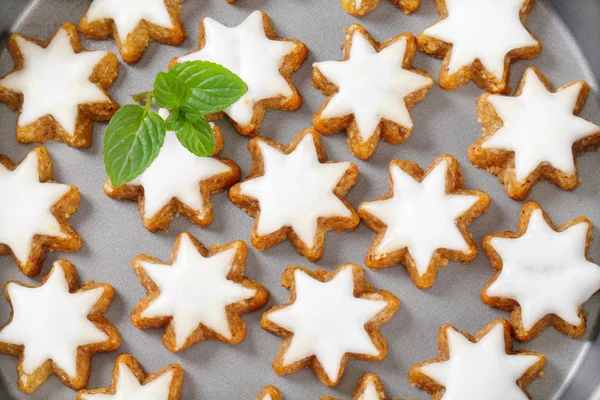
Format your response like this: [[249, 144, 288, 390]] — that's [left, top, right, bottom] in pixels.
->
[[103, 61, 247, 187]]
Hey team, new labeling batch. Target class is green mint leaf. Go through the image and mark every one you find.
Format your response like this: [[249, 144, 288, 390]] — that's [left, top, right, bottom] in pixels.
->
[[103, 104, 166, 187], [164, 108, 185, 131], [169, 60, 248, 115], [175, 115, 215, 157], [154, 72, 189, 109], [180, 104, 203, 123]]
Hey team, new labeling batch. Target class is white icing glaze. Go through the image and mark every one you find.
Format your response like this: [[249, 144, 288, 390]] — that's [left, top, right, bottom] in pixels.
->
[[81, 362, 173, 400], [86, 0, 173, 42], [129, 109, 232, 220], [266, 265, 388, 382], [358, 379, 381, 400], [360, 160, 479, 276], [139, 233, 256, 350], [262, 396, 272, 400], [176, 11, 297, 126], [314, 31, 432, 141], [239, 134, 352, 249], [423, 0, 538, 78], [0, 27, 109, 136], [0, 151, 70, 263], [419, 322, 542, 400], [482, 68, 600, 182], [0, 262, 108, 377], [487, 209, 600, 331]]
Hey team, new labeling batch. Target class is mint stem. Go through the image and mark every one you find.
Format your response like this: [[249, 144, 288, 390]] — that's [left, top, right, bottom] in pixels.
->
[[131, 90, 154, 103], [143, 92, 153, 115]]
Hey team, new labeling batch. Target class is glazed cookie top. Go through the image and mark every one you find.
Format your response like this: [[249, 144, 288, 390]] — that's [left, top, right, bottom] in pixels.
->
[[239, 133, 353, 249], [138, 233, 257, 349], [355, 376, 381, 400], [129, 109, 233, 219], [419, 321, 542, 400], [314, 30, 432, 141], [176, 11, 298, 126], [423, 0, 538, 78], [485, 208, 600, 331], [481, 68, 600, 182], [265, 265, 389, 382], [0, 150, 70, 264], [0, 26, 110, 135], [0, 262, 109, 377], [86, 0, 173, 41], [255, 385, 282, 400], [80, 362, 174, 400], [360, 159, 479, 275]]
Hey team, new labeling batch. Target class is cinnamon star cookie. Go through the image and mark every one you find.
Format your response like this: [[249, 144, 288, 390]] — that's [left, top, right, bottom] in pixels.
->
[[469, 67, 600, 200], [313, 24, 433, 160], [229, 129, 359, 261], [0, 147, 81, 277], [0, 23, 119, 147], [417, 0, 541, 93], [132, 233, 269, 352], [481, 202, 600, 341], [0, 260, 121, 393], [359, 155, 490, 289], [104, 109, 240, 232], [77, 354, 184, 400], [171, 10, 307, 136], [79, 0, 186, 64], [409, 319, 545, 400], [261, 264, 399, 386]]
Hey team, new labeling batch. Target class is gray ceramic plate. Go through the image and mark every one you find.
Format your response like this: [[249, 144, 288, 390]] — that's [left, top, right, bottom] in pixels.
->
[[0, 1, 599, 399]]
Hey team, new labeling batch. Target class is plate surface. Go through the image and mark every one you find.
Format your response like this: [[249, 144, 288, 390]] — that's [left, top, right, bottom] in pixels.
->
[[0, 1, 600, 399]]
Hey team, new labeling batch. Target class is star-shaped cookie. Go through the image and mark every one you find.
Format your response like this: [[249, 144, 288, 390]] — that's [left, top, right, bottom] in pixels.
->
[[77, 354, 183, 400], [340, 0, 419, 17], [469, 67, 600, 200], [261, 264, 399, 386], [256, 386, 283, 400], [0, 147, 81, 277], [79, 0, 186, 64], [321, 373, 413, 400], [481, 202, 600, 341], [313, 25, 433, 160], [0, 23, 119, 147], [409, 319, 545, 400], [417, 0, 541, 93], [132, 232, 269, 352], [105, 109, 240, 232], [0, 260, 121, 393], [172, 10, 308, 136], [359, 155, 490, 289], [229, 129, 359, 261]]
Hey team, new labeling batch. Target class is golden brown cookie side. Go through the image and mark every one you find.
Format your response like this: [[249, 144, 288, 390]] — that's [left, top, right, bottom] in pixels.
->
[[256, 385, 283, 400], [340, 0, 419, 17]]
